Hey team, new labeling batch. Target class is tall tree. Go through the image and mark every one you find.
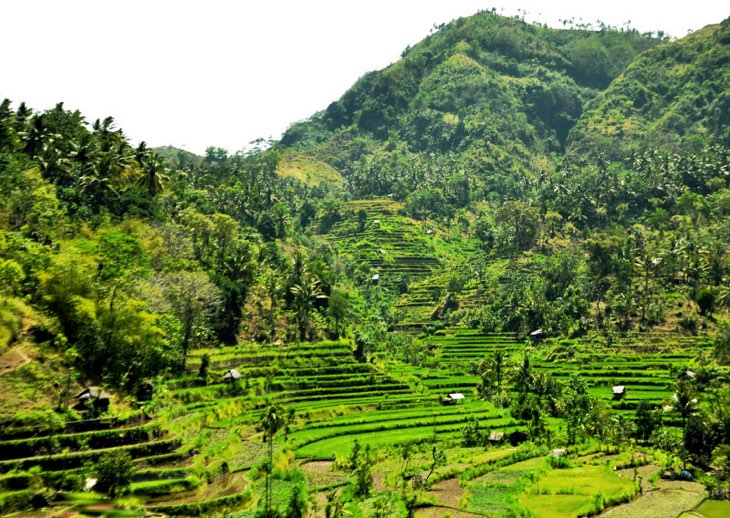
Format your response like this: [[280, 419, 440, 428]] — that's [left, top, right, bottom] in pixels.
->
[[159, 270, 223, 369], [259, 404, 291, 516]]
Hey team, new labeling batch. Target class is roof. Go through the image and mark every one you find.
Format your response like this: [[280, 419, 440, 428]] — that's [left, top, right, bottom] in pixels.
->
[[75, 387, 111, 400], [612, 386, 625, 394], [371, 274, 380, 281], [447, 393, 465, 400], [552, 449, 567, 457], [223, 369, 242, 380], [489, 432, 504, 441], [530, 328, 544, 336]]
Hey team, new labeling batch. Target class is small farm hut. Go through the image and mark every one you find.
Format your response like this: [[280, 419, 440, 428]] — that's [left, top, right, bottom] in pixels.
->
[[443, 393, 465, 405], [489, 431, 505, 444], [223, 369, 242, 382], [74, 386, 111, 412], [529, 328, 545, 343], [612, 385, 626, 400]]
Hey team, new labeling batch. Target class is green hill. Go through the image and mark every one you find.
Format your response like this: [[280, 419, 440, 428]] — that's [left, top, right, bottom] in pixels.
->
[[566, 19, 730, 163], [280, 10, 661, 200]]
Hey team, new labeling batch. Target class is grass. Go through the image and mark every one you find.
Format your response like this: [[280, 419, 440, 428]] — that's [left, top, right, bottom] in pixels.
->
[[519, 464, 637, 517], [519, 494, 597, 518], [275, 153, 343, 187], [692, 500, 730, 518]]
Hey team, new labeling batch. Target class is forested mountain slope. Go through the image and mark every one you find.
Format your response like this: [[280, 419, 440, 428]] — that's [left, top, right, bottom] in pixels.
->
[[566, 19, 730, 163], [280, 10, 663, 202]]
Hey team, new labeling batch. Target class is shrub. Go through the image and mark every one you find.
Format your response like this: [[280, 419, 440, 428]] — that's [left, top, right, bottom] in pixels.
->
[[546, 454, 573, 469], [95, 450, 135, 498], [695, 287, 715, 316]]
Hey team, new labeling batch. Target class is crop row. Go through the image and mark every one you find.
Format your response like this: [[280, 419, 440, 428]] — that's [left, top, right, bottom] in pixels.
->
[[299, 406, 499, 432], [147, 488, 253, 516], [0, 438, 181, 474], [0, 423, 161, 461], [296, 419, 517, 458], [0, 413, 150, 441]]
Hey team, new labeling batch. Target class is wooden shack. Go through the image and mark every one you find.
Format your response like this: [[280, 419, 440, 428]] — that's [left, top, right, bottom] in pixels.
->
[[223, 369, 242, 382], [74, 386, 111, 412], [612, 385, 626, 400]]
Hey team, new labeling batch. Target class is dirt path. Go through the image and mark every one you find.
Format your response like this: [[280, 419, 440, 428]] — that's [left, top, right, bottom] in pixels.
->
[[0, 345, 31, 375]]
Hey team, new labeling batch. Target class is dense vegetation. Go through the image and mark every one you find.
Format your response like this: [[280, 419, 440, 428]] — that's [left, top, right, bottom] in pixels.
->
[[0, 9, 728, 517]]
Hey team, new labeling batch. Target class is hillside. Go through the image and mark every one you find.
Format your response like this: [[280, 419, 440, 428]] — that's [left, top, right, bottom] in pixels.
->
[[280, 10, 662, 201], [566, 19, 730, 163], [0, 9, 729, 517]]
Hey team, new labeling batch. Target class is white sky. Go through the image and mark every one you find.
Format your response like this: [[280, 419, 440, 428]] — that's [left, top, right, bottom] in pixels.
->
[[1, 1, 727, 155]]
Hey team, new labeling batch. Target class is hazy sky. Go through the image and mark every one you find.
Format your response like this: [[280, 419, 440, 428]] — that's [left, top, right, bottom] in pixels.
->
[[2, 1, 727, 154]]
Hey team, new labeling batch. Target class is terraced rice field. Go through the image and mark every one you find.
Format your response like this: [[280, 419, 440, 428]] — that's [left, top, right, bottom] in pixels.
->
[[420, 328, 711, 418], [2, 326, 718, 516], [325, 198, 478, 328]]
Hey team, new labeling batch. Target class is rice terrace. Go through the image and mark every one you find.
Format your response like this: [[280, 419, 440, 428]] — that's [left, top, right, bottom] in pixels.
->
[[1, 4, 729, 518]]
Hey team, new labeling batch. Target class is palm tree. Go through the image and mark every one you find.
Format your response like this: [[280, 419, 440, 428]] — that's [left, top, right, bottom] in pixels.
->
[[672, 376, 698, 466], [20, 115, 50, 158], [491, 351, 505, 388], [514, 355, 533, 393], [290, 272, 326, 341], [259, 404, 289, 516], [135, 142, 168, 196]]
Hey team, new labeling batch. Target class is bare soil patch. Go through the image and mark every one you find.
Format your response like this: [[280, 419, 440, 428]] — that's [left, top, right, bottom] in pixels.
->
[[300, 460, 347, 489], [0, 346, 30, 375], [429, 477, 465, 508]]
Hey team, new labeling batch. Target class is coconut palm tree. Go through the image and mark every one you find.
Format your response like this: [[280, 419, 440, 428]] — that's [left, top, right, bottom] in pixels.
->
[[290, 272, 326, 341], [259, 404, 290, 516], [134, 142, 169, 197], [672, 376, 699, 467]]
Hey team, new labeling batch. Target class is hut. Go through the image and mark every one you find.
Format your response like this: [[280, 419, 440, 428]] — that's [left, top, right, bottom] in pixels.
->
[[529, 328, 545, 343], [74, 386, 111, 412], [612, 385, 626, 400], [441, 393, 465, 405], [222, 369, 242, 382], [488, 431, 505, 444], [447, 393, 465, 404]]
